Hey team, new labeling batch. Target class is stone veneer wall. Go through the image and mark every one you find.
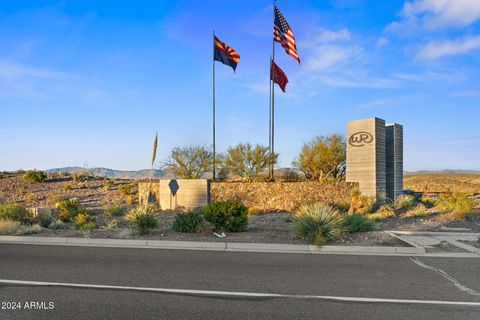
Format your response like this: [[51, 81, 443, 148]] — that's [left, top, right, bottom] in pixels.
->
[[210, 182, 357, 213]]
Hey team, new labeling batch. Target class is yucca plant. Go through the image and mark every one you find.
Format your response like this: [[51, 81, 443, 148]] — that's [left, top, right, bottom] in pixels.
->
[[293, 203, 346, 246], [125, 205, 159, 235]]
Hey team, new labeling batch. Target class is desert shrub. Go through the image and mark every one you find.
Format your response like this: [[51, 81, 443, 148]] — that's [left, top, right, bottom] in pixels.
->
[[125, 205, 159, 235], [368, 205, 396, 220], [348, 188, 376, 214], [0, 172, 5, 179], [0, 203, 31, 223], [203, 200, 248, 232], [172, 209, 204, 233], [436, 192, 476, 215], [23, 170, 47, 183], [79, 221, 96, 233], [125, 195, 135, 206], [49, 220, 69, 229], [24, 193, 37, 204], [37, 214, 54, 228], [344, 214, 376, 233], [72, 172, 89, 182], [102, 220, 118, 230], [395, 194, 417, 210], [162, 146, 213, 179], [63, 183, 72, 191], [56, 199, 87, 222], [281, 170, 302, 182], [420, 195, 438, 207], [293, 203, 346, 246], [118, 184, 132, 196], [404, 204, 429, 218], [0, 220, 41, 235], [46, 193, 70, 206], [102, 200, 125, 217], [73, 213, 90, 228], [223, 143, 277, 182], [20, 224, 42, 235], [0, 220, 21, 235], [293, 134, 346, 181]]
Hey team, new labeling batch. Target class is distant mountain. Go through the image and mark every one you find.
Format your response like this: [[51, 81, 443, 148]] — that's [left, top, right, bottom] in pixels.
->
[[405, 169, 480, 175], [46, 167, 167, 179]]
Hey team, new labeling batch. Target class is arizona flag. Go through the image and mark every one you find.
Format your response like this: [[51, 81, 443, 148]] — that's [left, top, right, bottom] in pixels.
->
[[271, 62, 289, 92], [214, 36, 240, 72]]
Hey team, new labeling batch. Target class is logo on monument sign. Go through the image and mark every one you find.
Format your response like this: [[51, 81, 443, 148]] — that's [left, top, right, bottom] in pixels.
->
[[348, 131, 373, 147]]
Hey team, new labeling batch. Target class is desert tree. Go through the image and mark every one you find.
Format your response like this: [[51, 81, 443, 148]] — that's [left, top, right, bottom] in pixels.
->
[[293, 134, 346, 181], [223, 143, 278, 182], [162, 146, 213, 179]]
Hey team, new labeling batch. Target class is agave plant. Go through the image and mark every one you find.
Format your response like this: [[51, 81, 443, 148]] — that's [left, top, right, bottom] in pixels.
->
[[293, 203, 346, 246]]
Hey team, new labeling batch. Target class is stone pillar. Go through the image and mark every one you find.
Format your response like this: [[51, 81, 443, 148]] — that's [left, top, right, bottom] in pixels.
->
[[346, 118, 386, 198], [386, 123, 403, 200]]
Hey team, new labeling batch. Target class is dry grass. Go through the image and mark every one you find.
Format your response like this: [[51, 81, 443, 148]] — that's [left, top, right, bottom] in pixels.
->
[[404, 174, 480, 195], [404, 204, 430, 218]]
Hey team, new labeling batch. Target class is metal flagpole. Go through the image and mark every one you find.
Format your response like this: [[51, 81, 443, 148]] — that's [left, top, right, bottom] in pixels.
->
[[270, 0, 276, 180], [268, 56, 272, 178], [212, 31, 216, 181]]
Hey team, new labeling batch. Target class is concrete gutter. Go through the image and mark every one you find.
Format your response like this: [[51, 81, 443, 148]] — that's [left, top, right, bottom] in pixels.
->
[[0, 235, 436, 256]]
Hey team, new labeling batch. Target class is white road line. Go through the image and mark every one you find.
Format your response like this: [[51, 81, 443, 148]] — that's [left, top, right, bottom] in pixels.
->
[[1, 279, 480, 307], [410, 257, 480, 298]]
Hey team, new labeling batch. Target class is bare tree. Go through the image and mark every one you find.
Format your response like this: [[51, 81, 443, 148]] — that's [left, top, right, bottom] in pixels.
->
[[293, 134, 346, 181]]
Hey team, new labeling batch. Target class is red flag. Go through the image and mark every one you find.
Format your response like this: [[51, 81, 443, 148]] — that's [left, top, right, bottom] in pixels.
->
[[271, 62, 288, 92], [273, 5, 300, 64]]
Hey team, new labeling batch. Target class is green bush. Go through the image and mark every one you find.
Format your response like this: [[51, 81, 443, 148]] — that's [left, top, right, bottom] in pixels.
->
[[281, 171, 302, 182], [125, 205, 159, 235], [0, 204, 31, 223], [436, 192, 476, 215], [395, 194, 417, 210], [0, 220, 21, 235], [368, 204, 396, 221], [118, 184, 132, 196], [23, 170, 47, 183], [293, 203, 346, 246], [419, 195, 438, 207], [46, 193, 70, 206], [101, 200, 125, 217], [172, 209, 204, 233], [0, 220, 41, 235], [344, 214, 375, 233], [73, 213, 91, 229], [56, 199, 87, 222], [37, 214, 54, 228], [404, 203, 429, 218], [203, 200, 248, 232]]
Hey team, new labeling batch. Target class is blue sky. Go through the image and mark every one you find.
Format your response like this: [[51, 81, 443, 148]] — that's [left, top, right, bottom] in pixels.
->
[[1, 0, 479, 171]]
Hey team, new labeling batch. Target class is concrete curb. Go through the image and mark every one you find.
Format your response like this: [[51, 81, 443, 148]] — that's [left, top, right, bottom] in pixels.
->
[[0, 235, 431, 256]]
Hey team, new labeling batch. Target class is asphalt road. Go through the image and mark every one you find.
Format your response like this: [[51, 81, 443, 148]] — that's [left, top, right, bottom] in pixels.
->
[[1, 243, 479, 319]]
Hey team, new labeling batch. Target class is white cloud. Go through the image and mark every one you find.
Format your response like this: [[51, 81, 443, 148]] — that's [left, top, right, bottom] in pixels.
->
[[376, 37, 389, 48], [303, 45, 362, 72], [417, 36, 480, 59], [388, 0, 480, 31], [301, 28, 351, 48], [0, 60, 64, 79]]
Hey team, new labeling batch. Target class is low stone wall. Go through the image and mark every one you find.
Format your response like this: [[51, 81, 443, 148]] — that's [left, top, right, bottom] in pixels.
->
[[139, 179, 209, 211], [211, 181, 356, 213]]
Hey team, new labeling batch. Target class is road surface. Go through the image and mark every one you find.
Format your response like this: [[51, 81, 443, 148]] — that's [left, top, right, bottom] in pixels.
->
[[0, 243, 479, 319]]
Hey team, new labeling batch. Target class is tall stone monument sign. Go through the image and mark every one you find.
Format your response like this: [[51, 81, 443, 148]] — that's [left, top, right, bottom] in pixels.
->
[[346, 117, 403, 200]]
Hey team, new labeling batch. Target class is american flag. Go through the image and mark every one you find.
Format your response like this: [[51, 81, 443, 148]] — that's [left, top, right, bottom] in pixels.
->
[[273, 5, 300, 64], [271, 61, 288, 92]]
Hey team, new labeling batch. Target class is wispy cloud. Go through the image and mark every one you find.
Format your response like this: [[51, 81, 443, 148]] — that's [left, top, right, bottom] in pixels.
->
[[357, 99, 394, 109], [387, 0, 480, 31], [0, 60, 65, 79], [417, 36, 480, 59]]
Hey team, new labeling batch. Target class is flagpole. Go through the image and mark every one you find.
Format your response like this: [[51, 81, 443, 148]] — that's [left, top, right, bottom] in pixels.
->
[[268, 55, 272, 176], [212, 31, 216, 182], [270, 0, 276, 180]]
